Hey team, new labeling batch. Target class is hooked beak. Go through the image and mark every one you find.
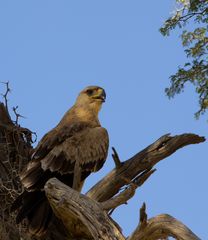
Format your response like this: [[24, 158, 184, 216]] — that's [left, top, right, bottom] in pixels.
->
[[93, 88, 106, 102], [100, 89, 106, 102]]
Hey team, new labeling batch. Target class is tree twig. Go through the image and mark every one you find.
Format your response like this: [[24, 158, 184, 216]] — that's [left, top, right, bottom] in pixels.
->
[[1, 81, 10, 112], [12, 106, 26, 125]]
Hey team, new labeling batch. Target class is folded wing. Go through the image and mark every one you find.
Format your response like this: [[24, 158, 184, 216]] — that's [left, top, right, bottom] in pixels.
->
[[20, 122, 109, 191]]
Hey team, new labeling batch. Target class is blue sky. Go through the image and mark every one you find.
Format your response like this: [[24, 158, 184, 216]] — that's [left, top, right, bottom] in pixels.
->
[[0, 1, 207, 239]]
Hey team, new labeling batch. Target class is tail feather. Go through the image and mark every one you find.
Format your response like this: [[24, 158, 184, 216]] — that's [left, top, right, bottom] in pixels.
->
[[10, 191, 28, 212], [28, 200, 53, 236], [16, 191, 45, 224], [12, 190, 53, 236], [20, 161, 52, 191]]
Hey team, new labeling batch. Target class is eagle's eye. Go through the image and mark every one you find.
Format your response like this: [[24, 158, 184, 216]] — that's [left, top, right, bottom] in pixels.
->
[[86, 89, 94, 96]]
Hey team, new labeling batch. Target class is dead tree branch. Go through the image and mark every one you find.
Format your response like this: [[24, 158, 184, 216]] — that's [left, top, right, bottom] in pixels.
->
[[100, 183, 137, 211], [128, 203, 200, 240], [87, 133, 205, 202], [101, 168, 156, 211], [1, 81, 10, 112], [12, 106, 26, 125]]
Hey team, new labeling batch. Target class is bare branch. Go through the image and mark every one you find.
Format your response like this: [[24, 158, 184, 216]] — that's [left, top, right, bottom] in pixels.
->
[[177, 10, 207, 24], [133, 168, 156, 187], [139, 203, 147, 230], [128, 204, 200, 240], [12, 106, 26, 125], [101, 183, 136, 211], [1, 81, 11, 112], [101, 169, 156, 211], [87, 134, 205, 202]]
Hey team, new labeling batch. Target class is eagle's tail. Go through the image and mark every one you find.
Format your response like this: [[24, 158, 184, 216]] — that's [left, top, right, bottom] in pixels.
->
[[11, 190, 53, 236]]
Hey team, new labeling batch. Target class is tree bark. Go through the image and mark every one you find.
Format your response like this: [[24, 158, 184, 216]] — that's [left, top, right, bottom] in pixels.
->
[[45, 178, 125, 240]]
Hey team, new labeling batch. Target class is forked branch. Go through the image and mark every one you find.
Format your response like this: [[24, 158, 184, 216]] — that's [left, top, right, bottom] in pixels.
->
[[87, 134, 205, 202], [101, 168, 156, 211], [128, 203, 200, 240], [1, 81, 10, 112]]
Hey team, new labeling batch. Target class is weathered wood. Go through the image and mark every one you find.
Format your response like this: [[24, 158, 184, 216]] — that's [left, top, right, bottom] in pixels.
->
[[87, 134, 205, 202], [101, 168, 156, 211], [45, 178, 201, 240], [45, 178, 125, 240], [128, 203, 200, 240]]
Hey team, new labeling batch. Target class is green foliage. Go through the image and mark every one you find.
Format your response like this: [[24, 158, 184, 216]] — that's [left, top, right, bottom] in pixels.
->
[[160, 0, 208, 118]]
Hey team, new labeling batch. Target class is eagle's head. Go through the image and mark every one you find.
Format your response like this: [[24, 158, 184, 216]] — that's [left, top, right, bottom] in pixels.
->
[[75, 86, 106, 113]]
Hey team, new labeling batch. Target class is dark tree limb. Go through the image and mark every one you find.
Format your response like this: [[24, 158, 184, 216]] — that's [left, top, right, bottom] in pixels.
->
[[87, 133, 205, 202], [128, 203, 200, 240], [101, 168, 156, 211], [100, 183, 137, 211], [45, 178, 125, 240]]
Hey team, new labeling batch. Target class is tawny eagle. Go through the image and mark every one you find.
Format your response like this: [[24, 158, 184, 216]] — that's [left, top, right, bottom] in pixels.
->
[[12, 86, 109, 236]]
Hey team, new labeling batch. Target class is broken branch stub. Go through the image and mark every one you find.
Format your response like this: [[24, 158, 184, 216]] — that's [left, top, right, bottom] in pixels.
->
[[128, 204, 200, 240]]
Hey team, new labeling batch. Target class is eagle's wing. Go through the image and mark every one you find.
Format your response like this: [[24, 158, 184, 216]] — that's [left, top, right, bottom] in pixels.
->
[[41, 126, 109, 174], [20, 122, 109, 191], [41, 126, 109, 190], [32, 122, 90, 160]]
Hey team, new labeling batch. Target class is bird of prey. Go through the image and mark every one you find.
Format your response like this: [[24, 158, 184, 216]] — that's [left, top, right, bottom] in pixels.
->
[[11, 86, 109, 236]]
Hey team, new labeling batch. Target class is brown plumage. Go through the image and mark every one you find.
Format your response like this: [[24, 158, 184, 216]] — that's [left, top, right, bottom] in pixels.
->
[[11, 86, 109, 236]]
